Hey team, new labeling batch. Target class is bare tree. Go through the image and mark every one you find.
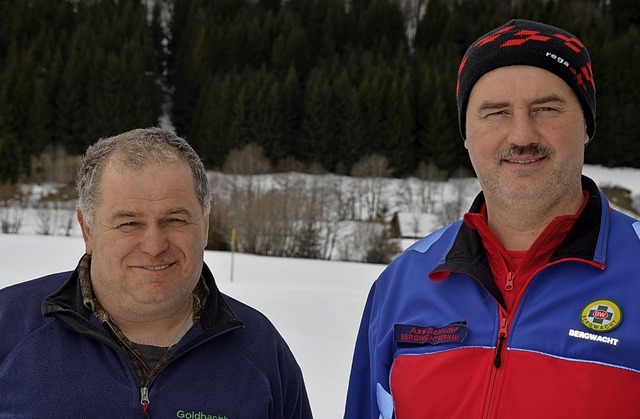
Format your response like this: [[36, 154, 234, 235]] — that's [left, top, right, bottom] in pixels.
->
[[350, 154, 392, 221], [0, 183, 26, 234], [415, 161, 446, 213], [409, 213, 422, 238], [437, 168, 473, 226], [335, 221, 399, 263], [223, 143, 271, 205], [34, 199, 76, 236], [223, 143, 271, 175], [202, 158, 478, 264], [313, 176, 345, 260], [221, 144, 273, 253], [0, 205, 24, 234], [396, 176, 442, 215], [35, 201, 59, 235], [30, 144, 82, 184]]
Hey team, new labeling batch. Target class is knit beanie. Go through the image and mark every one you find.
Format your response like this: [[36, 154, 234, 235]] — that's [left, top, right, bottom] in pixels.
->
[[456, 19, 596, 141]]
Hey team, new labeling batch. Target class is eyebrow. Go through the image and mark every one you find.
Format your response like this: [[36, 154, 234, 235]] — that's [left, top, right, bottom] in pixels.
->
[[476, 101, 510, 112], [476, 94, 568, 112], [166, 207, 193, 218], [529, 94, 567, 106], [110, 210, 142, 221], [110, 207, 193, 221]]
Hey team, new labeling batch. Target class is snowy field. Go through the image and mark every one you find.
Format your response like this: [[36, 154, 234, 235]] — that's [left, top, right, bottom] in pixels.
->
[[1, 164, 640, 417]]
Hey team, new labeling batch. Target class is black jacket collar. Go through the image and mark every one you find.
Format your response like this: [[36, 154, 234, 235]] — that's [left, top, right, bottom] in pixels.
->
[[432, 175, 605, 307], [43, 261, 244, 337]]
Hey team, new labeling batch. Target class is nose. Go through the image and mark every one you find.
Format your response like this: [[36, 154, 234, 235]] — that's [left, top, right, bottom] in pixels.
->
[[507, 111, 539, 146], [139, 224, 170, 256]]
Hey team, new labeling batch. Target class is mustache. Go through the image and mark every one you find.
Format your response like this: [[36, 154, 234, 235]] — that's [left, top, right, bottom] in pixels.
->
[[496, 144, 553, 160]]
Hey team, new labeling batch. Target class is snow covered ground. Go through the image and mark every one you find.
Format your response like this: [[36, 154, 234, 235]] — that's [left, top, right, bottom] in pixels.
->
[[1, 164, 639, 417]]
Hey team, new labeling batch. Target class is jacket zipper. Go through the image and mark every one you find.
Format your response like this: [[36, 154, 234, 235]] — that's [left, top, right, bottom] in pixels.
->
[[493, 316, 508, 368], [134, 325, 244, 418], [483, 314, 509, 418], [493, 267, 514, 367], [140, 386, 150, 417]]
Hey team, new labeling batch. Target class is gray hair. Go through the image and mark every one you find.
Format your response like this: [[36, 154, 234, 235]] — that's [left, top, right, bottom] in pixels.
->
[[76, 127, 211, 226]]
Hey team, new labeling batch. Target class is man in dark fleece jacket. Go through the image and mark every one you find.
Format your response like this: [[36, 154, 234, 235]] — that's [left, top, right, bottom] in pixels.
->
[[0, 127, 312, 418]]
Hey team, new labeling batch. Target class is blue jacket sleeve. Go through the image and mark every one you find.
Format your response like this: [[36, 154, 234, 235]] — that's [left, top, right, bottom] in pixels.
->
[[344, 282, 392, 419]]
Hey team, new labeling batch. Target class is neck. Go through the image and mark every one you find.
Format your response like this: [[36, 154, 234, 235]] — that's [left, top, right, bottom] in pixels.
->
[[110, 298, 194, 347], [485, 188, 584, 251]]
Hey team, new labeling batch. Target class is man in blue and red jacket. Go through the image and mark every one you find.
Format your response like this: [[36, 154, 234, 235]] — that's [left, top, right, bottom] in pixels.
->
[[0, 128, 312, 418], [345, 19, 640, 418]]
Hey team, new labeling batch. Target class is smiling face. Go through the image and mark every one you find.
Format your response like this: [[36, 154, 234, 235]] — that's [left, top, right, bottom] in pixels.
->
[[77, 158, 209, 322], [464, 65, 589, 210]]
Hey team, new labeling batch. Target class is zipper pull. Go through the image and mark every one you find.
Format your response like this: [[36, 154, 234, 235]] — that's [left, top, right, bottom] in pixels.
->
[[504, 272, 515, 311], [140, 386, 150, 416], [494, 317, 508, 368], [505, 272, 514, 292]]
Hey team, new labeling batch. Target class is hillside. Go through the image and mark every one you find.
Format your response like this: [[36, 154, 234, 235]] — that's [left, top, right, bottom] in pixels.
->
[[2, 164, 639, 264], [1, 0, 639, 184]]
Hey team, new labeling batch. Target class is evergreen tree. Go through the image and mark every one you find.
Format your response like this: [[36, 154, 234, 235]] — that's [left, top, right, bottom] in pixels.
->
[[358, 54, 387, 156], [425, 92, 461, 174], [586, 25, 640, 167], [333, 66, 367, 173], [0, 132, 21, 184], [414, 0, 450, 53], [357, 0, 407, 55], [383, 69, 414, 176], [300, 68, 335, 170], [190, 74, 236, 169], [606, 0, 640, 32], [170, 0, 209, 136], [271, 9, 311, 81], [277, 66, 303, 161], [243, 67, 284, 163], [25, 78, 51, 158], [53, 36, 89, 154]]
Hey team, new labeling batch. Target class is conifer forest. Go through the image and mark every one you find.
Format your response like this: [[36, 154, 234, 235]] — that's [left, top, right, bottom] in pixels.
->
[[0, 0, 639, 184]]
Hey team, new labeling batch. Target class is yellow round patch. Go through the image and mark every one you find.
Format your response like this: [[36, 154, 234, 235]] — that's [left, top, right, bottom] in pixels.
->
[[580, 300, 622, 332]]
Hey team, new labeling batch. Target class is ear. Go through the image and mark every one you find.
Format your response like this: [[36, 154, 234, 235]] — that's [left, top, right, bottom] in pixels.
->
[[203, 212, 210, 249], [76, 207, 94, 255], [584, 123, 590, 145]]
